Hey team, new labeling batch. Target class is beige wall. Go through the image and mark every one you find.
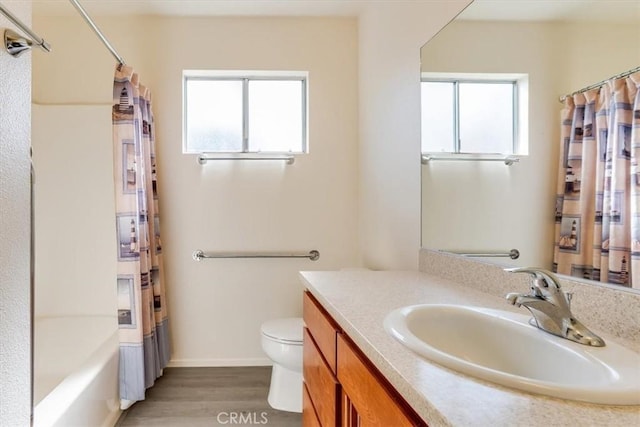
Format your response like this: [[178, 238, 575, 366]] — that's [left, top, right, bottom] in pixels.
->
[[32, 105, 118, 318], [420, 20, 640, 268], [0, 1, 32, 424], [34, 15, 360, 365], [358, 1, 472, 270]]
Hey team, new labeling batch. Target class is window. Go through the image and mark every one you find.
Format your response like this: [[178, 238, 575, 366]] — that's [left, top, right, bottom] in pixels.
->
[[421, 74, 528, 156], [183, 71, 308, 154]]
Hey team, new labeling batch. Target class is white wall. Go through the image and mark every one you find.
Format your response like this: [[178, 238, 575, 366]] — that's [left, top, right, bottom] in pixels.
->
[[32, 105, 117, 318], [420, 20, 640, 268], [358, 1, 472, 270], [33, 15, 359, 365], [0, 1, 32, 424]]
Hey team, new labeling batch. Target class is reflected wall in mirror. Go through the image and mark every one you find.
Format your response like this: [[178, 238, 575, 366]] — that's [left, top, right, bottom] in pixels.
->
[[420, 0, 640, 287]]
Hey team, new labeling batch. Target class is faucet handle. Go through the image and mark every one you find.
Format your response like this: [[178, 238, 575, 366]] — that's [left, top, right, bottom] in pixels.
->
[[504, 267, 563, 291], [506, 292, 525, 306]]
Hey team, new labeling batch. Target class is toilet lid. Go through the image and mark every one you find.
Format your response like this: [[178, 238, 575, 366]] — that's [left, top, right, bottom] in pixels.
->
[[261, 317, 303, 344]]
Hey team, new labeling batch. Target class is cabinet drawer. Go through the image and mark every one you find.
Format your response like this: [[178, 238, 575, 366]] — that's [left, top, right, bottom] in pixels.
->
[[337, 334, 424, 427], [303, 328, 339, 427], [303, 291, 339, 373], [303, 382, 322, 427]]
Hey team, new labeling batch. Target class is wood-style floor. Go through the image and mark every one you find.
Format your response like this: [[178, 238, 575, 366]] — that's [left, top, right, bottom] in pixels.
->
[[116, 367, 302, 426]]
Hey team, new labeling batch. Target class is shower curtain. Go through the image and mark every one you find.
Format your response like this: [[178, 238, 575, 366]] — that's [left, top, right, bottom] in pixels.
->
[[553, 71, 640, 289], [113, 65, 170, 404]]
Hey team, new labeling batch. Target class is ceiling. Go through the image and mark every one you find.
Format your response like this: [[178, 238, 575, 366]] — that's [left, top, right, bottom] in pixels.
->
[[33, 0, 374, 17], [31, 0, 640, 21], [461, 0, 640, 23]]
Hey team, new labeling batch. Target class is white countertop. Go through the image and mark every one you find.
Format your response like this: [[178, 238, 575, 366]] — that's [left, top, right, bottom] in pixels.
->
[[299, 270, 640, 427]]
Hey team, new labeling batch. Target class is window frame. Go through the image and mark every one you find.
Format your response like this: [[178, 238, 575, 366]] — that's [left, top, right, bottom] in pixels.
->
[[182, 70, 308, 155], [421, 73, 526, 157]]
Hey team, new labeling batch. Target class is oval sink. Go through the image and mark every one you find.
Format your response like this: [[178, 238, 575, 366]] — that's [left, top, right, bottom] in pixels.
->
[[384, 304, 640, 405]]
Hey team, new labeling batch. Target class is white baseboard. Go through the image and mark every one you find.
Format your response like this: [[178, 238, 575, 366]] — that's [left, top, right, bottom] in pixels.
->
[[167, 357, 272, 368]]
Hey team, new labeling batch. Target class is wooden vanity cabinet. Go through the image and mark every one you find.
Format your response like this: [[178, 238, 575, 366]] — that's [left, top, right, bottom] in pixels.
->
[[303, 383, 322, 427], [303, 291, 340, 426], [337, 333, 425, 426], [303, 291, 425, 427]]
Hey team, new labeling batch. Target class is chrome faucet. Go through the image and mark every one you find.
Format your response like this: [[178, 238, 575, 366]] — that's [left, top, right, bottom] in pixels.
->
[[504, 267, 605, 347]]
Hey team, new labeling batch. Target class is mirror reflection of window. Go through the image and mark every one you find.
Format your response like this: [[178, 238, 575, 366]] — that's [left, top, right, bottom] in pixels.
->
[[458, 82, 513, 154], [420, 81, 454, 153], [421, 76, 524, 155]]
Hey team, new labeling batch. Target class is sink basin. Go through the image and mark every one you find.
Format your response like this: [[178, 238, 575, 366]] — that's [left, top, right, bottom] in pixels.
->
[[384, 304, 640, 405]]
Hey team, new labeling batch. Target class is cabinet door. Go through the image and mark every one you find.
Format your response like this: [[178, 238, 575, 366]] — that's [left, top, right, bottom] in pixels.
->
[[337, 334, 425, 427], [303, 383, 322, 427], [303, 291, 338, 373], [303, 328, 340, 426]]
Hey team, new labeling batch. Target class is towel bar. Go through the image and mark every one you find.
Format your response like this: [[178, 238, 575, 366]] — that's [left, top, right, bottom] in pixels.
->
[[193, 249, 319, 261], [447, 249, 520, 260]]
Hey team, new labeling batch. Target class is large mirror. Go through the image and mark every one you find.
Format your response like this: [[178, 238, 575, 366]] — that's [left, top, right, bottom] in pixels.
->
[[420, 0, 640, 286]]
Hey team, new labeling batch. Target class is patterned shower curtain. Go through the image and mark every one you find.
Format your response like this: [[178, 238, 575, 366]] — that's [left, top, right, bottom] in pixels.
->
[[113, 65, 170, 404], [553, 71, 640, 289]]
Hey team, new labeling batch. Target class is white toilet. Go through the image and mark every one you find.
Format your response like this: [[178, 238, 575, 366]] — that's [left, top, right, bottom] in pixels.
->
[[260, 317, 304, 413]]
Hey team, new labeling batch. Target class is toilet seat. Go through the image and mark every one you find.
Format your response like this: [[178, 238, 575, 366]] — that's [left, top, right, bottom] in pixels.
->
[[261, 318, 303, 345]]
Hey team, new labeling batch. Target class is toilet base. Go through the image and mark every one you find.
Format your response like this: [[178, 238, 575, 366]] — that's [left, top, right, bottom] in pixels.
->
[[267, 364, 302, 413]]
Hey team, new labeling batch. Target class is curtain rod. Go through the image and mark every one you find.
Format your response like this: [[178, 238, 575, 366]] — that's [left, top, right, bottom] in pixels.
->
[[0, 2, 51, 53], [559, 65, 640, 103], [68, 0, 125, 66]]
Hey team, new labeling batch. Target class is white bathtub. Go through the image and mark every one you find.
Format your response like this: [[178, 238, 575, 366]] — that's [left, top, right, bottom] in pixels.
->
[[34, 316, 121, 427]]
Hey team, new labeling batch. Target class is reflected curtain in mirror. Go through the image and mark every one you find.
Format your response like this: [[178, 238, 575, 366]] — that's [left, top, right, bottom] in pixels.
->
[[554, 72, 640, 288], [113, 65, 171, 404]]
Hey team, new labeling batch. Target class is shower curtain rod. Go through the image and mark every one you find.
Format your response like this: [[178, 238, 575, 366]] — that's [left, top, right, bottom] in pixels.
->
[[559, 65, 640, 102], [68, 0, 125, 65], [0, 2, 51, 53]]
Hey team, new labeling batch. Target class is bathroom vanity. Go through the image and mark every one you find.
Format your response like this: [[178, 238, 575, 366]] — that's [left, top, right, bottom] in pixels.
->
[[300, 260, 640, 426], [303, 290, 423, 426]]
